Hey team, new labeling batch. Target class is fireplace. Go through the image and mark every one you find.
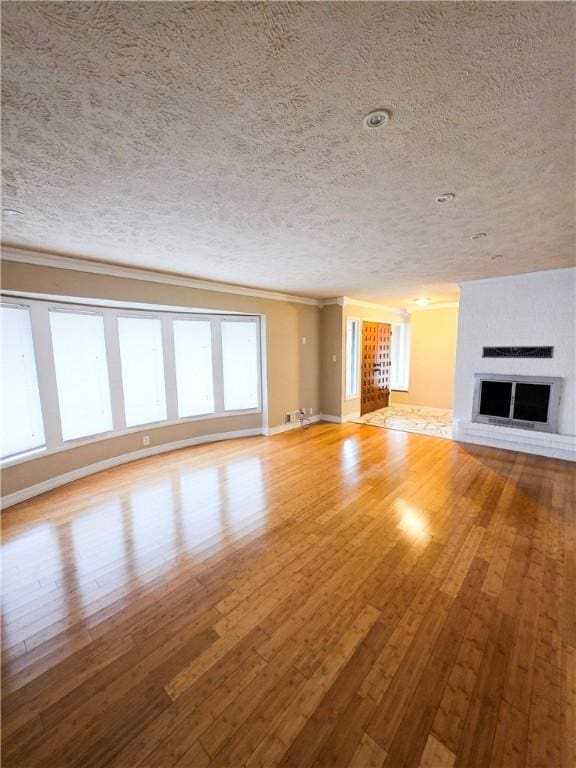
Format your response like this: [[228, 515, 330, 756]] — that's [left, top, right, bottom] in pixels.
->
[[472, 374, 562, 433]]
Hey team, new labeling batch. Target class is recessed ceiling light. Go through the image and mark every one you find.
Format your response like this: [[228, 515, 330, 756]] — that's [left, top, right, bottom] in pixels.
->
[[470, 232, 487, 240], [364, 109, 391, 129], [414, 298, 430, 306], [435, 193, 455, 204], [3, 208, 24, 217]]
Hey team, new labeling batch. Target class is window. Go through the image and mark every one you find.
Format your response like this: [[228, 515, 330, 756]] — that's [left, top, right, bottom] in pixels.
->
[[221, 320, 259, 410], [1, 305, 45, 459], [173, 319, 214, 417], [0, 298, 262, 465], [390, 322, 410, 391], [50, 311, 113, 441], [345, 318, 360, 398], [118, 317, 167, 426]]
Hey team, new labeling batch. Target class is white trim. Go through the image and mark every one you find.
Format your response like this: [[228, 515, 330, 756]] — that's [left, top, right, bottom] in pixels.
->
[[264, 415, 321, 436], [1, 290, 257, 315], [1, 429, 264, 509], [1, 246, 321, 306], [345, 316, 361, 400], [390, 320, 410, 391], [337, 296, 406, 316], [29, 302, 62, 446], [319, 411, 377, 424], [2, 249, 460, 314], [453, 420, 576, 461], [161, 314, 179, 422]]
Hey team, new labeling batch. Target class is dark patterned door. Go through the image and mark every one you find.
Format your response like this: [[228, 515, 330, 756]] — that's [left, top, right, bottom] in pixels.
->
[[361, 322, 392, 415]]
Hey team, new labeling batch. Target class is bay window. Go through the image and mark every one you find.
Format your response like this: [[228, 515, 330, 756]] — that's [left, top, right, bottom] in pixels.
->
[[0, 298, 262, 464]]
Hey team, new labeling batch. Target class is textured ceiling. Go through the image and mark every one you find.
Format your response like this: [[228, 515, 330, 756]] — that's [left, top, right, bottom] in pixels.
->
[[1, 1, 575, 305]]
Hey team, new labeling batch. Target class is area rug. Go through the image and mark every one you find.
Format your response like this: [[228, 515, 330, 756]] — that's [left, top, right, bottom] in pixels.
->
[[354, 404, 453, 439]]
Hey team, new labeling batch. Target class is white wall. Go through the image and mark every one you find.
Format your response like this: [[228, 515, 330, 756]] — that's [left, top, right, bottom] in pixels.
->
[[453, 267, 576, 460]]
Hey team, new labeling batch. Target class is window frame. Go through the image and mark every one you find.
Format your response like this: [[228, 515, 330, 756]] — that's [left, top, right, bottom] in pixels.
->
[[49, 307, 115, 443], [0, 298, 262, 467], [345, 317, 361, 400], [117, 313, 168, 428], [0, 303, 47, 460], [172, 317, 215, 419], [221, 317, 261, 412], [390, 321, 410, 392]]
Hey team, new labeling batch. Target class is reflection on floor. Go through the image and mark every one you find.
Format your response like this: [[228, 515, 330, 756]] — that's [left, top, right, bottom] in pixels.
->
[[355, 403, 453, 439], [1, 423, 573, 768]]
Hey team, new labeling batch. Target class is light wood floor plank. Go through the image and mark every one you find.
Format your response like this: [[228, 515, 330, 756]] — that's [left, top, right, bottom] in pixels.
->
[[1, 423, 572, 768]]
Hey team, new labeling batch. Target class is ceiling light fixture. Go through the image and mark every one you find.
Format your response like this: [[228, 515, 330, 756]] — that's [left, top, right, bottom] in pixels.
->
[[414, 298, 430, 306], [470, 232, 487, 240], [435, 193, 455, 204], [3, 208, 24, 217], [364, 109, 391, 129]]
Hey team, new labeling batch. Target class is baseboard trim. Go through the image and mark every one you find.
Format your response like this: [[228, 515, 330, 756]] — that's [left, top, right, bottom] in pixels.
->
[[319, 414, 342, 423], [319, 412, 360, 424], [265, 415, 321, 436], [1, 428, 263, 509]]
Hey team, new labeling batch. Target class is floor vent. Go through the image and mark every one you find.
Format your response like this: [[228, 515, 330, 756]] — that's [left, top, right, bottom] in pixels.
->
[[482, 346, 553, 359]]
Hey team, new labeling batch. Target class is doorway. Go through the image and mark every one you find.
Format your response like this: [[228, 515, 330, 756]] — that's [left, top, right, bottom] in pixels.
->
[[360, 321, 392, 415]]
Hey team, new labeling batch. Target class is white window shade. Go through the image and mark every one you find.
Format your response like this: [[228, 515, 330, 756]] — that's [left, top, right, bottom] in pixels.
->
[[1, 306, 45, 459], [390, 322, 410, 390], [221, 321, 259, 411], [346, 318, 360, 398], [118, 316, 166, 426], [50, 311, 113, 441], [173, 319, 214, 417]]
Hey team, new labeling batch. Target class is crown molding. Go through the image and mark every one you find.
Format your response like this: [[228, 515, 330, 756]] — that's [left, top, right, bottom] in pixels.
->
[[340, 296, 406, 315], [319, 296, 407, 316], [0, 245, 323, 306], [406, 301, 459, 313]]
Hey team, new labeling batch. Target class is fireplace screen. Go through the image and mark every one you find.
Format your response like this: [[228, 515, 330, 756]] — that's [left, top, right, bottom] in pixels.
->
[[513, 383, 551, 423], [472, 374, 562, 433], [479, 381, 513, 418]]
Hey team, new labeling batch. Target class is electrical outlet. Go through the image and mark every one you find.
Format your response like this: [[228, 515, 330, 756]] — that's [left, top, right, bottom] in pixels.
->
[[142, 435, 150, 446]]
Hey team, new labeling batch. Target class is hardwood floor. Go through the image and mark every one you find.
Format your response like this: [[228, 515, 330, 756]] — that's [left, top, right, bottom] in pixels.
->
[[1, 423, 574, 767]]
